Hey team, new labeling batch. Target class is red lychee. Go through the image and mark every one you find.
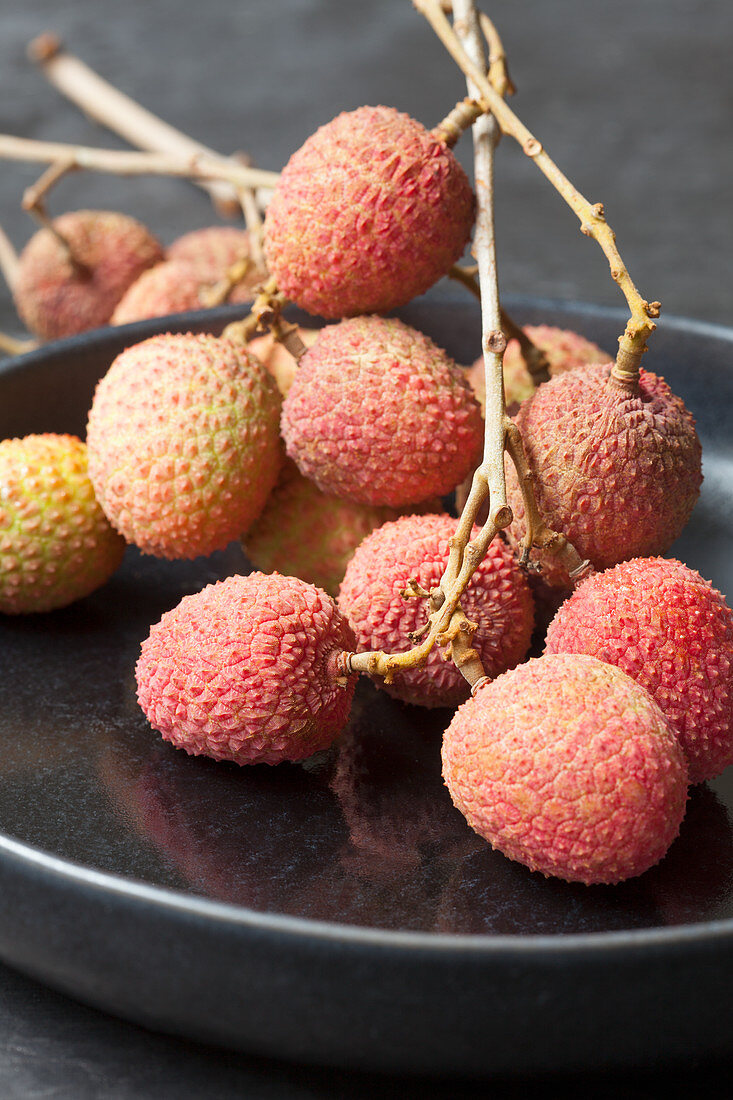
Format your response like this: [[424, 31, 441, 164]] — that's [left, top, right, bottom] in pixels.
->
[[264, 105, 475, 318], [167, 225, 265, 300], [86, 332, 282, 559], [338, 513, 534, 708], [545, 557, 733, 784], [247, 326, 319, 397], [110, 260, 207, 325], [0, 433, 125, 613], [504, 362, 702, 587], [13, 210, 164, 340], [135, 572, 357, 765], [467, 323, 611, 410], [281, 315, 483, 507], [244, 459, 440, 597], [442, 653, 689, 884]]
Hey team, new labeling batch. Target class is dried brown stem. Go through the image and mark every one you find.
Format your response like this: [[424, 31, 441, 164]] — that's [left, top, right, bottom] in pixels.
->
[[0, 330, 37, 356], [28, 33, 245, 218], [0, 134, 280, 192], [220, 276, 282, 344], [21, 158, 90, 275], [414, 0, 659, 391], [0, 224, 20, 290]]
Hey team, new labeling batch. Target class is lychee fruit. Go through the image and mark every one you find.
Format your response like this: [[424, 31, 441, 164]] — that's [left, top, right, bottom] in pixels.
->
[[504, 362, 702, 587], [135, 572, 357, 765], [110, 260, 208, 325], [545, 557, 733, 784], [441, 653, 689, 884], [247, 326, 319, 396], [0, 433, 126, 613], [264, 105, 475, 318], [244, 459, 440, 596], [167, 225, 266, 300], [13, 210, 164, 340], [86, 332, 282, 559], [281, 315, 483, 507], [338, 513, 534, 708], [467, 323, 611, 410]]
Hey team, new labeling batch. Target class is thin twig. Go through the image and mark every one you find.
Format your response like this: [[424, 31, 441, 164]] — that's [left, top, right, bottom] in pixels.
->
[[413, 0, 660, 391], [0, 224, 20, 290], [0, 331, 37, 356], [28, 33, 245, 218]]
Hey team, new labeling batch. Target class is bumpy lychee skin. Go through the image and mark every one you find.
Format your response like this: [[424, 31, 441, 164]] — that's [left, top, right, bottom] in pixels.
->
[[442, 653, 688, 884], [167, 226, 266, 301], [0, 433, 126, 613], [244, 459, 440, 596], [281, 316, 483, 507], [264, 105, 475, 318], [135, 572, 357, 766], [505, 362, 702, 587], [468, 324, 610, 410], [111, 260, 206, 324], [86, 333, 282, 559], [545, 558, 733, 784], [339, 513, 534, 708], [13, 210, 164, 340]]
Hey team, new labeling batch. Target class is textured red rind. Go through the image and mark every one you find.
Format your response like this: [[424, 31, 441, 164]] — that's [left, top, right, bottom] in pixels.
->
[[13, 210, 164, 340], [0, 433, 125, 613], [111, 260, 206, 324], [86, 332, 282, 559], [504, 362, 703, 587], [264, 105, 475, 318], [166, 225, 265, 302], [467, 324, 611, 410], [545, 557, 733, 784], [281, 315, 483, 507], [135, 572, 357, 766], [338, 512, 534, 708], [442, 653, 689, 885]]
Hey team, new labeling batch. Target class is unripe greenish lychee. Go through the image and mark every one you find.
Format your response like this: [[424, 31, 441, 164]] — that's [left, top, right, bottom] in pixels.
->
[[244, 458, 440, 596], [167, 225, 266, 300], [86, 332, 282, 559], [13, 210, 164, 340], [338, 513, 534, 708], [504, 362, 702, 587], [111, 260, 207, 324], [135, 572, 357, 765], [545, 557, 733, 784], [442, 653, 689, 885], [281, 316, 483, 507], [264, 105, 475, 318], [468, 323, 611, 409], [247, 327, 319, 397], [0, 433, 126, 613]]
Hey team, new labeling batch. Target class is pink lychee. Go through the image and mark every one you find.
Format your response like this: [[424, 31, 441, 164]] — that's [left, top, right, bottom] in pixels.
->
[[86, 332, 282, 559], [504, 362, 702, 587], [13, 210, 164, 340], [0, 433, 125, 613], [135, 572, 357, 765], [338, 513, 534, 708], [264, 105, 475, 318], [281, 315, 483, 507], [110, 260, 207, 324], [167, 225, 266, 299], [545, 557, 733, 784], [467, 323, 611, 409], [442, 653, 689, 884], [244, 459, 440, 597]]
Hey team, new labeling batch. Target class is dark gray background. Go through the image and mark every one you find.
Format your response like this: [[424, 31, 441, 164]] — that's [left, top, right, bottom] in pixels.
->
[[1, 1, 732, 1096]]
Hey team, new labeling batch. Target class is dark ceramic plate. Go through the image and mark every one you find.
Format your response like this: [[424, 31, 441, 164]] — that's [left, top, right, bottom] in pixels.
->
[[0, 297, 732, 1077]]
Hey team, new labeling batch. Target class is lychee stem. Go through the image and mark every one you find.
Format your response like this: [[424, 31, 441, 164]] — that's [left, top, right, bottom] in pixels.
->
[[27, 33, 245, 219], [0, 330, 36, 357], [0, 134, 280, 195], [0, 223, 20, 290], [199, 257, 254, 308], [414, 0, 659, 392], [21, 158, 90, 277]]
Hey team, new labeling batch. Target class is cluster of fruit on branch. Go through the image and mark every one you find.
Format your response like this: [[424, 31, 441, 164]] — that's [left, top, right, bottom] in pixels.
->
[[1, 1, 731, 890]]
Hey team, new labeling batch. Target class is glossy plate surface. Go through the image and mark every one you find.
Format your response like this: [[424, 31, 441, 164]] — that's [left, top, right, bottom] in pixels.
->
[[0, 297, 732, 1076]]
